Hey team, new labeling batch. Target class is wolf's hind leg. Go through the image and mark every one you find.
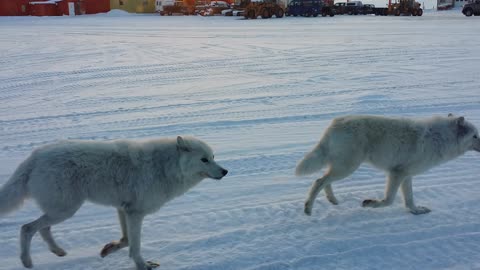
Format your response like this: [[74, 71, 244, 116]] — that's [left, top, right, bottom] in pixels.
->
[[305, 161, 360, 216], [324, 184, 338, 205], [400, 177, 431, 215], [363, 172, 404, 209], [39, 226, 67, 257], [21, 211, 77, 268], [101, 209, 129, 258]]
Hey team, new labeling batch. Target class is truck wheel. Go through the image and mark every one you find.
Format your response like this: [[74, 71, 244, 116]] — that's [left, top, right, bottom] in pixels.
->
[[248, 9, 256, 19], [261, 8, 270, 18], [276, 8, 284, 18], [395, 9, 400, 16], [465, 8, 473, 16], [417, 8, 423, 16]]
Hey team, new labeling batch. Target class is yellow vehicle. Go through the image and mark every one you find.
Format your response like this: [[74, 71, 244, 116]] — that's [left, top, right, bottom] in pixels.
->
[[243, 0, 285, 19], [389, 0, 423, 16]]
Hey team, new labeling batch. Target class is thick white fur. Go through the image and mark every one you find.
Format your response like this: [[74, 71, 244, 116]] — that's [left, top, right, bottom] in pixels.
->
[[296, 114, 480, 216], [0, 136, 228, 270]]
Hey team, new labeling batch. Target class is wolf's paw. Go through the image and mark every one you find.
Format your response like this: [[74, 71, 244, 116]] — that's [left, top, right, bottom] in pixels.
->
[[100, 242, 116, 258], [100, 240, 128, 258], [409, 206, 431, 215], [327, 196, 339, 205], [304, 201, 313, 216], [21, 253, 33, 268], [146, 261, 160, 270], [51, 247, 67, 257], [362, 199, 378, 208]]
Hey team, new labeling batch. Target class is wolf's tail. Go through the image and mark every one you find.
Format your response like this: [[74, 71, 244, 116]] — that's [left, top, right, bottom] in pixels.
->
[[295, 144, 328, 176], [0, 156, 33, 216]]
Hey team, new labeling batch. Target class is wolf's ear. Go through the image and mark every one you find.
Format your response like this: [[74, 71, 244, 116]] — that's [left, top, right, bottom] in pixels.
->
[[456, 116, 469, 137], [177, 136, 191, 152]]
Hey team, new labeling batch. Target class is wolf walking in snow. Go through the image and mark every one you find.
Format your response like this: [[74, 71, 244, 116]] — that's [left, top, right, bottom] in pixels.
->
[[296, 114, 480, 216], [0, 136, 228, 270]]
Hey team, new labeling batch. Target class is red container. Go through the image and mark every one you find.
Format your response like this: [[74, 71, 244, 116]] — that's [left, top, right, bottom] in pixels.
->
[[0, 0, 30, 16], [29, 1, 58, 16], [57, 0, 86, 15], [83, 0, 109, 14]]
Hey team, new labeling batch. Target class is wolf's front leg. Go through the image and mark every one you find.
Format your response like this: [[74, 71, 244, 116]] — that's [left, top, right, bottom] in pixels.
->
[[125, 212, 160, 270], [400, 177, 431, 215], [101, 210, 129, 257], [363, 172, 404, 209]]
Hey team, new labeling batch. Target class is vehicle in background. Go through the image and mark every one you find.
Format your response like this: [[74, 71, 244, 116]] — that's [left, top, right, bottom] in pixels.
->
[[334, 0, 421, 16], [286, 0, 334, 17], [243, 0, 285, 19], [389, 0, 422, 16], [462, 0, 480, 16], [362, 3, 374, 13], [333, 1, 363, 14], [156, 0, 202, 15], [198, 0, 231, 15]]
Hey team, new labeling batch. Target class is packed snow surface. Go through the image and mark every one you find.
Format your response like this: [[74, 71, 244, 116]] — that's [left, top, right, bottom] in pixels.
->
[[1, 12, 480, 270]]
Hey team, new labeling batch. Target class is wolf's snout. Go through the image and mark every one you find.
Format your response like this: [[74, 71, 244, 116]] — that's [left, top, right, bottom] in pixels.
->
[[222, 169, 228, 176]]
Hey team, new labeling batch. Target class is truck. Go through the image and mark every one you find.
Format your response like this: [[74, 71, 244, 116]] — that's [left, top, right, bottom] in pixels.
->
[[286, 0, 334, 17], [243, 0, 285, 19], [462, 0, 480, 16], [387, 0, 423, 16], [333, 1, 363, 15], [156, 0, 196, 15]]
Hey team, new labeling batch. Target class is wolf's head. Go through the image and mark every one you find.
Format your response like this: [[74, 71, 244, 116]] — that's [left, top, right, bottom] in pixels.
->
[[176, 136, 228, 180], [448, 114, 480, 153]]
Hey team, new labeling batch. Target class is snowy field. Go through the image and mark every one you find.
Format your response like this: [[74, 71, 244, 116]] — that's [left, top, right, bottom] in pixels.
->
[[1, 11, 480, 270]]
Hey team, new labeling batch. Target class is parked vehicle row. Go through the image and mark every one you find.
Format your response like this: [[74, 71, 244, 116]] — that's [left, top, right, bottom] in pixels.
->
[[285, 0, 334, 17], [154, 0, 480, 18], [333, 0, 422, 16]]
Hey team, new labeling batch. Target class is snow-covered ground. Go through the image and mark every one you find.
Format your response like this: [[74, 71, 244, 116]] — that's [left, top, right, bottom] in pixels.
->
[[1, 12, 480, 270]]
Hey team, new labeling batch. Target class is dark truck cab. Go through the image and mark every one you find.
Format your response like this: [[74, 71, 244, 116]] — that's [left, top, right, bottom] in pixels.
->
[[462, 0, 480, 16]]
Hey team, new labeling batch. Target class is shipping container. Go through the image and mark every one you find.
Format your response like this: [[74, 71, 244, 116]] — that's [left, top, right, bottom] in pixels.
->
[[0, 0, 30, 15], [29, 1, 58, 16], [84, 0, 109, 14], [56, 0, 86, 15]]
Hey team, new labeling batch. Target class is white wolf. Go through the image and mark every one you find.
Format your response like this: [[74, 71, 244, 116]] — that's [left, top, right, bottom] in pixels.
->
[[0, 136, 228, 270], [296, 114, 480, 216]]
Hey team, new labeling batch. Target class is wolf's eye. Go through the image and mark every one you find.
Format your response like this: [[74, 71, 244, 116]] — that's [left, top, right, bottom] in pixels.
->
[[474, 135, 478, 139], [201, 158, 209, 163]]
